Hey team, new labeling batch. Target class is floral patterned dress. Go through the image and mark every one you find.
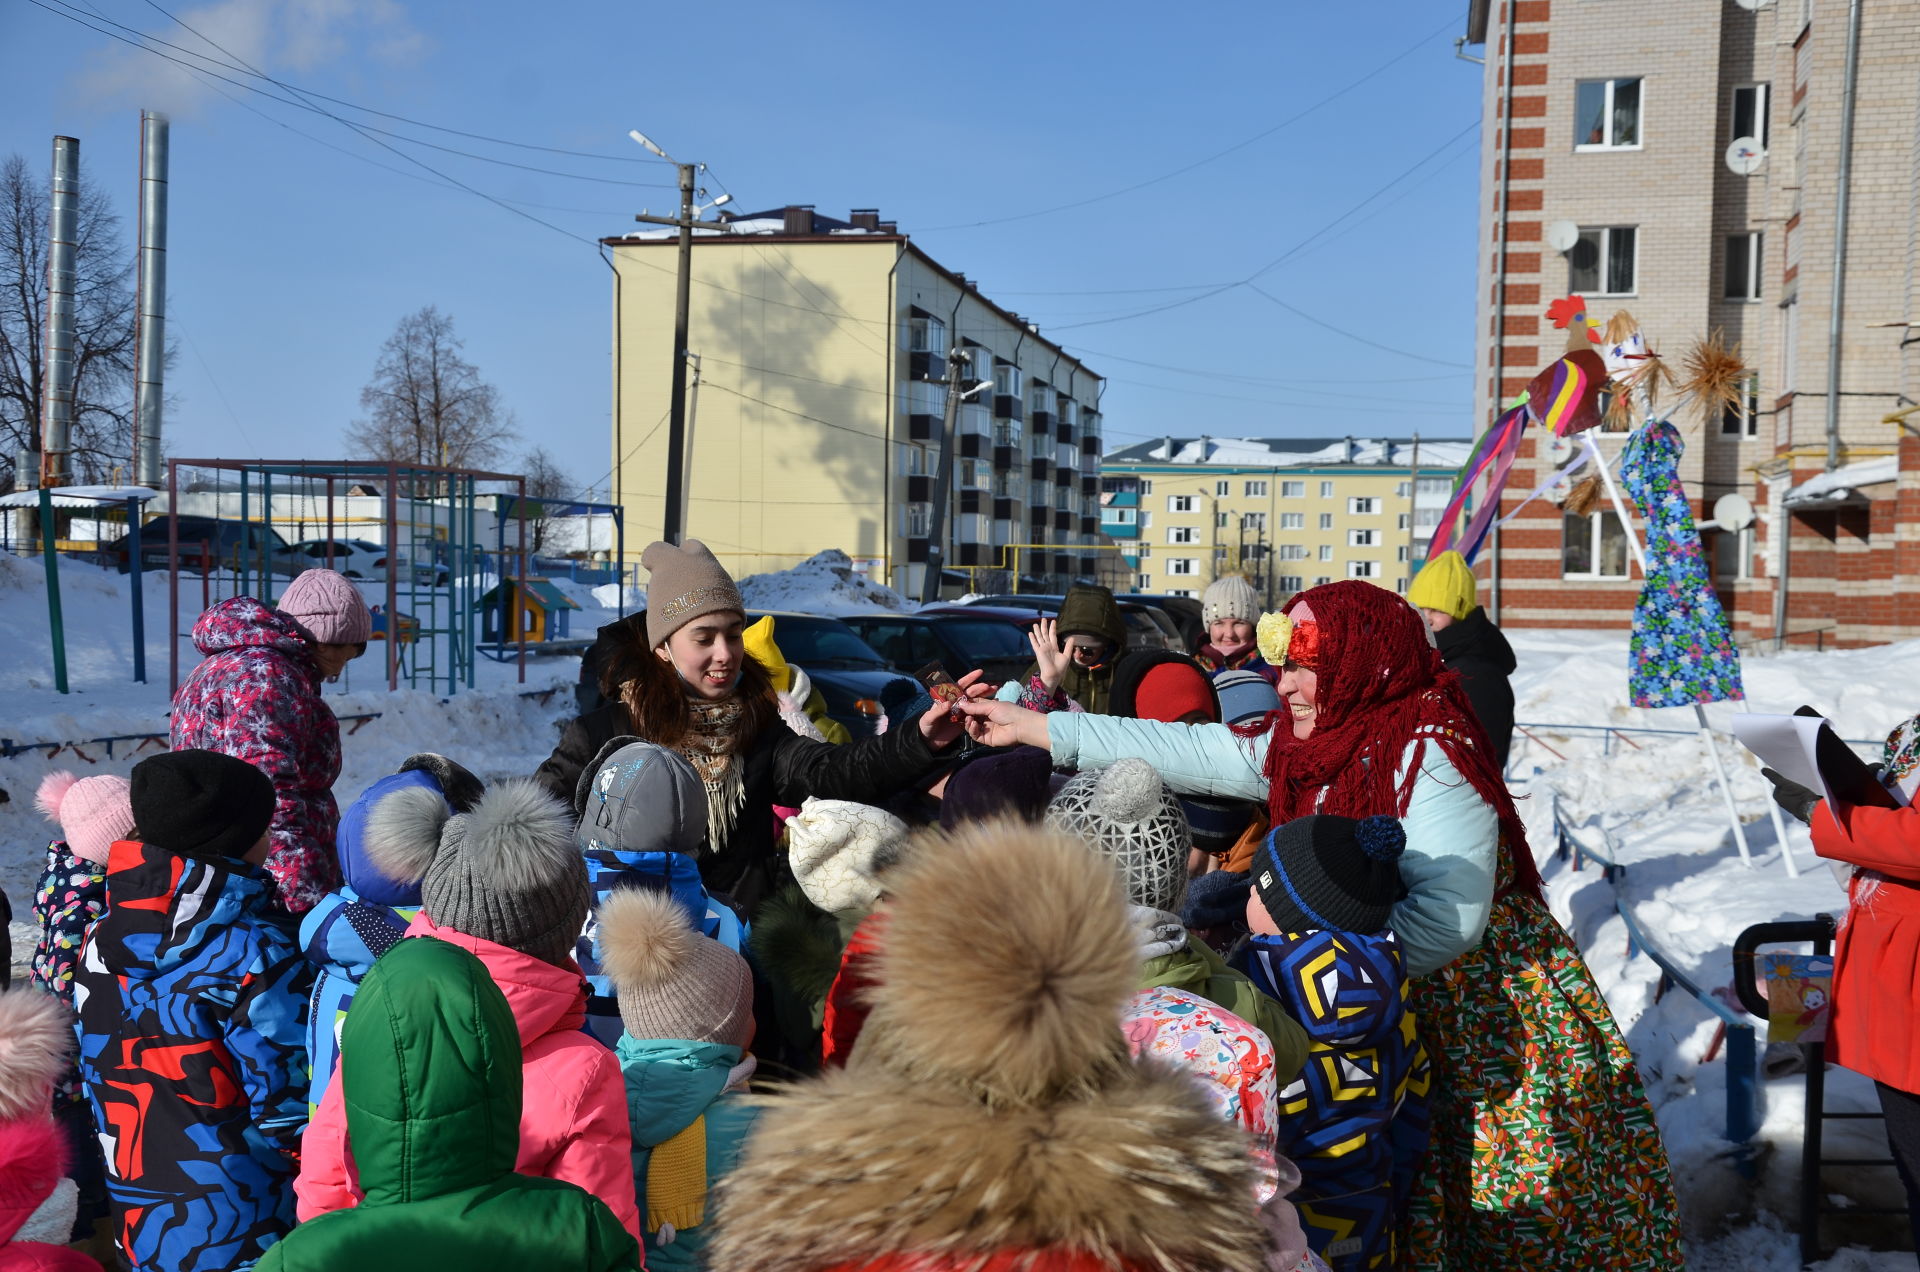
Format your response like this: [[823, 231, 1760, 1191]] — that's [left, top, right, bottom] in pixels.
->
[[1619, 421, 1744, 708], [1404, 843, 1685, 1270]]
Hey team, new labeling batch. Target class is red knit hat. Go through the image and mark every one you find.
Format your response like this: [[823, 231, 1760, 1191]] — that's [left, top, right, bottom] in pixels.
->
[[1134, 662, 1218, 724]]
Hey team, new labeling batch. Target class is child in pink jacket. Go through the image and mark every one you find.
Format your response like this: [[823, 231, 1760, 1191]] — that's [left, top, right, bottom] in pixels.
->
[[294, 779, 640, 1246]]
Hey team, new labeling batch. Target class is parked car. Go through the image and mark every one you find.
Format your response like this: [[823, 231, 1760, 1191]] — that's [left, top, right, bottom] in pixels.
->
[[953, 594, 1182, 652], [747, 612, 920, 738], [101, 515, 291, 575], [1124, 592, 1207, 651], [839, 612, 1033, 685], [273, 537, 450, 586]]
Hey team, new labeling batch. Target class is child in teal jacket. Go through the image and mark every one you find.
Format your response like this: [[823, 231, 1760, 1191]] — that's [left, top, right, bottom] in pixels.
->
[[599, 887, 759, 1269]]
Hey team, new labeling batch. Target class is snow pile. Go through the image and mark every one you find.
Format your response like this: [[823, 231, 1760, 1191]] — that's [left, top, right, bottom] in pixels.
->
[[735, 549, 916, 616]]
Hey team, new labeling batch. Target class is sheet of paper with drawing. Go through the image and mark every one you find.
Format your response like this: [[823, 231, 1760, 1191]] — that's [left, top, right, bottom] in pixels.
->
[[1729, 708, 1899, 810]]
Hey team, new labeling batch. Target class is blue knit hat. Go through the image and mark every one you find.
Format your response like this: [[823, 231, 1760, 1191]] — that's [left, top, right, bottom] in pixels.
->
[[1253, 814, 1407, 935], [1213, 669, 1281, 726]]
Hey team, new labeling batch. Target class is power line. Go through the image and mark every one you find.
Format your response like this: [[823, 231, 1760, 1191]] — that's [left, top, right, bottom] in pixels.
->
[[1058, 344, 1469, 387], [916, 15, 1461, 232], [1248, 286, 1470, 368]]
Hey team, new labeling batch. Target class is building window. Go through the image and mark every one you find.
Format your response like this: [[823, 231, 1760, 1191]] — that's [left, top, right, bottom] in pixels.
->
[[1720, 372, 1761, 437], [1314, 576, 1332, 586], [1278, 544, 1309, 561], [1397, 512, 1411, 530], [1319, 544, 1334, 562], [1732, 83, 1771, 147], [1280, 512, 1304, 530], [905, 445, 926, 475], [1396, 545, 1411, 563], [1575, 77, 1642, 149], [1348, 529, 1379, 547], [1139, 479, 1152, 495], [1168, 558, 1198, 576], [1319, 512, 1334, 530], [994, 364, 1020, 397], [1713, 526, 1754, 581], [1244, 512, 1268, 531], [1348, 560, 1382, 579], [1216, 511, 1230, 528], [1781, 298, 1800, 394], [1278, 575, 1304, 593], [1028, 384, 1051, 415], [1394, 481, 1410, 497], [1320, 481, 1336, 498], [1167, 495, 1196, 513], [1570, 226, 1638, 296], [1348, 496, 1379, 515], [907, 315, 946, 355], [1281, 480, 1305, 498], [1169, 526, 1199, 544], [1135, 573, 1153, 589], [906, 504, 931, 537], [1214, 479, 1230, 496], [1106, 507, 1137, 525], [1245, 480, 1268, 497], [1725, 233, 1764, 301], [1563, 512, 1631, 578]]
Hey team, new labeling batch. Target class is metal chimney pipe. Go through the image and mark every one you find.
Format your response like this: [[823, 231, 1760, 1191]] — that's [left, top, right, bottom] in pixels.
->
[[134, 112, 169, 488], [41, 136, 80, 488]]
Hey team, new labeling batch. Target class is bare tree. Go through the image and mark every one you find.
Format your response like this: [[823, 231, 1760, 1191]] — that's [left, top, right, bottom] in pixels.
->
[[346, 306, 515, 484], [520, 445, 573, 554], [0, 154, 138, 488]]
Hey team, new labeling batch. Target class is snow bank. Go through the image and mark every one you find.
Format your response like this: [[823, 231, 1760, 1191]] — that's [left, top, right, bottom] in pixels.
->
[[735, 549, 916, 616]]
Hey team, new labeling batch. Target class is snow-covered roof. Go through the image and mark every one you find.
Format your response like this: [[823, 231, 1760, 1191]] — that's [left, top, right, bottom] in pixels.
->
[[0, 485, 160, 508], [1104, 436, 1472, 470], [1785, 456, 1898, 507]]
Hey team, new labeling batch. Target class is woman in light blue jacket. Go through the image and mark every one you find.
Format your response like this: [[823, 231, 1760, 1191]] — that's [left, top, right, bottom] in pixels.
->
[[957, 580, 1684, 1272]]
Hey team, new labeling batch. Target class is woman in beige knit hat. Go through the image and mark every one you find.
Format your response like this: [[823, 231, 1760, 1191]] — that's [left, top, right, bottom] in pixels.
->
[[535, 539, 987, 913]]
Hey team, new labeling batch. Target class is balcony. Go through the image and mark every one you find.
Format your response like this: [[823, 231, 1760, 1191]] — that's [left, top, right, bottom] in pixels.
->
[[1103, 489, 1139, 508], [1056, 444, 1077, 471], [1030, 457, 1052, 482], [994, 496, 1018, 521], [992, 444, 1016, 471], [1079, 553, 1098, 577], [1053, 551, 1075, 576], [1081, 434, 1102, 456], [1100, 519, 1140, 540], [1029, 504, 1050, 530], [1030, 408, 1053, 430], [1080, 515, 1099, 536], [960, 489, 984, 515], [1053, 510, 1072, 533], [909, 351, 940, 381], [958, 543, 988, 566], [959, 433, 986, 460], [1056, 421, 1074, 445], [905, 537, 929, 563], [1080, 474, 1099, 496], [908, 414, 936, 442], [993, 394, 1023, 421], [905, 475, 931, 503]]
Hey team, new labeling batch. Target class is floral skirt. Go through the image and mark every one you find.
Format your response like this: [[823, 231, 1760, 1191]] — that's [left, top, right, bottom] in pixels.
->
[[1405, 892, 1685, 1270]]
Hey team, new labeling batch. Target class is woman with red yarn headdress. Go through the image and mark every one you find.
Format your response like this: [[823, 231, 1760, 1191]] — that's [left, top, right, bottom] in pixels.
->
[[958, 580, 1683, 1272]]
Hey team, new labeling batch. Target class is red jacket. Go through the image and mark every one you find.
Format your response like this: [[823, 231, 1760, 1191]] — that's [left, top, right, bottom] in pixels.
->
[[1811, 799, 1920, 1094], [820, 910, 888, 1068], [822, 1254, 1144, 1272]]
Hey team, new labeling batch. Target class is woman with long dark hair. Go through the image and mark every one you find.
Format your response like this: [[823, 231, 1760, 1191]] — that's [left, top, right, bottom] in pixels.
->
[[956, 580, 1684, 1271], [535, 540, 981, 911]]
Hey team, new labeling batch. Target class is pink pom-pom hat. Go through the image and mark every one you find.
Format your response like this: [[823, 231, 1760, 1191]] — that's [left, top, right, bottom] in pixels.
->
[[35, 771, 135, 866]]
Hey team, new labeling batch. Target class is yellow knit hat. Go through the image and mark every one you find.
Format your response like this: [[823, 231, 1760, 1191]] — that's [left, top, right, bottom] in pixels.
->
[[1407, 550, 1479, 621], [742, 615, 793, 693]]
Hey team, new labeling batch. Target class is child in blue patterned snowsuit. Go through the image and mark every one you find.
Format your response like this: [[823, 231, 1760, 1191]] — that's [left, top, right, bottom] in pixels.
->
[[73, 749, 312, 1272], [1240, 812, 1431, 1272], [298, 754, 482, 1111]]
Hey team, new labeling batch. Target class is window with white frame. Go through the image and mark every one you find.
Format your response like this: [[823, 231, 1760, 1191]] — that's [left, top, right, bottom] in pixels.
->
[[1563, 512, 1631, 578], [1215, 479, 1230, 497], [1395, 481, 1410, 497], [1168, 526, 1199, 544], [1278, 574, 1304, 593], [1244, 512, 1267, 531], [1060, 399, 1077, 429], [1417, 477, 1452, 496], [1781, 298, 1800, 393], [906, 504, 931, 537], [1281, 512, 1304, 530], [1168, 558, 1198, 576], [1396, 545, 1410, 563], [1319, 512, 1334, 530], [1314, 575, 1332, 586], [966, 346, 992, 383], [907, 314, 946, 354], [905, 445, 926, 475], [1732, 83, 1771, 148], [1139, 479, 1153, 495], [1725, 233, 1764, 301], [1713, 525, 1754, 581], [1721, 372, 1761, 437], [1319, 544, 1334, 562], [1349, 529, 1379, 547], [1106, 507, 1137, 525], [1216, 511, 1230, 529], [1169, 494, 1196, 513], [994, 364, 1020, 397], [1570, 226, 1638, 296], [1397, 512, 1411, 530], [1135, 573, 1153, 590], [1348, 496, 1379, 515], [1281, 480, 1305, 498], [905, 380, 947, 416], [1028, 384, 1051, 415], [1348, 560, 1382, 579], [1278, 543, 1309, 561], [1246, 480, 1268, 497], [1575, 77, 1642, 149], [959, 459, 987, 488], [1320, 481, 1336, 498]]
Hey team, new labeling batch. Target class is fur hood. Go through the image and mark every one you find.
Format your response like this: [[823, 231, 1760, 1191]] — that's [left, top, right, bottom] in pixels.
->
[[711, 820, 1269, 1272]]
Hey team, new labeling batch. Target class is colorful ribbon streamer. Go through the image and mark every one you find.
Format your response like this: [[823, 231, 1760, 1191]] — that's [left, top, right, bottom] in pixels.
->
[[1424, 403, 1529, 566]]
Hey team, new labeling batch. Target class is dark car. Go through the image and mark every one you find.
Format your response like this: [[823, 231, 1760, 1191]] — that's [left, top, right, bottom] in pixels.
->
[[101, 515, 291, 575], [955, 594, 1182, 652], [840, 612, 1034, 685], [748, 612, 920, 738]]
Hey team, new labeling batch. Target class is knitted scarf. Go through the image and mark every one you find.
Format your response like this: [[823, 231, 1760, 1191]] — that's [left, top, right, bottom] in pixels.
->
[[1254, 581, 1542, 901], [681, 698, 749, 852]]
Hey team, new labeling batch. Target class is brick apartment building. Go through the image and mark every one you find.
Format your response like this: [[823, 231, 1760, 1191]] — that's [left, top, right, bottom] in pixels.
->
[[1466, 0, 1920, 647]]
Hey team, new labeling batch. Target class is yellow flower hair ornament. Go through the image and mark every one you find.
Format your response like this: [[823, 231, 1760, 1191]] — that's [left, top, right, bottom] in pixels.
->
[[1256, 612, 1293, 667]]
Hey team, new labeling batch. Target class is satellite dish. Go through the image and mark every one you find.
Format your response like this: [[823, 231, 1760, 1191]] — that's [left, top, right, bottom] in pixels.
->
[[1713, 493, 1756, 531], [1726, 138, 1766, 176], [1545, 220, 1582, 253]]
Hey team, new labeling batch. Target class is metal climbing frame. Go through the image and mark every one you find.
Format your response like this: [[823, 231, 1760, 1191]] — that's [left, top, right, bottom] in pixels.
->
[[165, 459, 528, 695]]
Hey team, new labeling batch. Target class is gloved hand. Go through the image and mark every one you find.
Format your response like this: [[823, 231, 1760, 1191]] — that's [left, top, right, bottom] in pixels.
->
[[1761, 767, 1820, 824]]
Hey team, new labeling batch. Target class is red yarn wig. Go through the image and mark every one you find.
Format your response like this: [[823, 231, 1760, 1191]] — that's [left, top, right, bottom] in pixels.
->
[[1259, 580, 1542, 900]]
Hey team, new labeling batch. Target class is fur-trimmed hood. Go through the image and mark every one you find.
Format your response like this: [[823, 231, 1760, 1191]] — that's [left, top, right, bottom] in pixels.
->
[[710, 821, 1269, 1272]]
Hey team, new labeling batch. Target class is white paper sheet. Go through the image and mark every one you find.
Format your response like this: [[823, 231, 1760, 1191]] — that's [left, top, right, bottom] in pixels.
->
[[1728, 713, 1835, 804]]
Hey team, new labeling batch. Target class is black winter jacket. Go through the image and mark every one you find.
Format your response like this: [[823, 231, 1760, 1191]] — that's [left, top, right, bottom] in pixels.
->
[[1435, 607, 1518, 767], [534, 702, 946, 910]]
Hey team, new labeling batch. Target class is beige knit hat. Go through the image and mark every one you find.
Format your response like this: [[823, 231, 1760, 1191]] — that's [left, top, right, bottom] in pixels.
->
[[1202, 575, 1261, 628], [786, 798, 910, 916], [642, 539, 745, 647], [599, 887, 754, 1048]]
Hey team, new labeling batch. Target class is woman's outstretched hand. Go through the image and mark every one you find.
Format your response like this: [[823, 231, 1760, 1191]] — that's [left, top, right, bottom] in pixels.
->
[[917, 669, 996, 749], [952, 697, 1048, 751]]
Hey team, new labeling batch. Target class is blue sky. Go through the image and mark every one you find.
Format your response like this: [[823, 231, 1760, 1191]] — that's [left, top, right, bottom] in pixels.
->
[[6, 0, 1486, 497]]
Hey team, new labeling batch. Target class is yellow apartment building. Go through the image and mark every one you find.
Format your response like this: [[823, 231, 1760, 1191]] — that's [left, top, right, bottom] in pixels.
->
[[1100, 437, 1471, 605], [604, 206, 1104, 597]]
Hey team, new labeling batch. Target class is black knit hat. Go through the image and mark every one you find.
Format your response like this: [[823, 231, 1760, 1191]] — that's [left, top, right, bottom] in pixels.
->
[[1253, 813, 1407, 935], [130, 749, 276, 861]]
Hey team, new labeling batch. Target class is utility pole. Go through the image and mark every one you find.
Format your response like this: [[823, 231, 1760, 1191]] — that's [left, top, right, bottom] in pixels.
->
[[921, 344, 973, 604], [630, 130, 732, 545], [1405, 432, 1421, 579]]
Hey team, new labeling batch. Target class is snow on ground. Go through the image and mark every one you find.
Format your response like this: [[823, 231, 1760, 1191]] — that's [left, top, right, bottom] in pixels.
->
[[2, 551, 1916, 1265]]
